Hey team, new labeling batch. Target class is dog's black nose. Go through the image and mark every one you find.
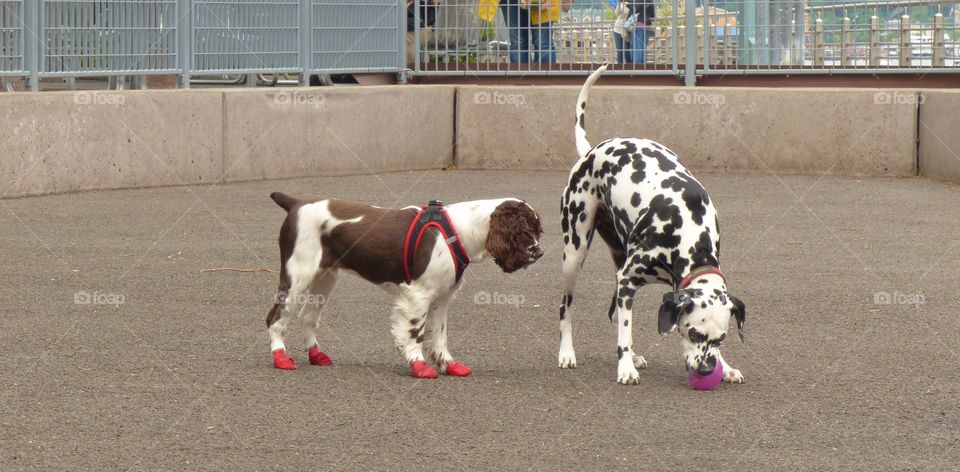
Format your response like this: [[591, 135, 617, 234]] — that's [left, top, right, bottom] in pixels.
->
[[531, 245, 544, 259], [695, 357, 717, 376]]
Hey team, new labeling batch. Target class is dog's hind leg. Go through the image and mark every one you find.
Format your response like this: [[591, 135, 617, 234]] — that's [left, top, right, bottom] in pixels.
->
[[558, 193, 598, 369], [390, 288, 437, 379], [267, 238, 321, 370], [267, 273, 311, 370], [423, 293, 470, 377], [300, 268, 338, 366]]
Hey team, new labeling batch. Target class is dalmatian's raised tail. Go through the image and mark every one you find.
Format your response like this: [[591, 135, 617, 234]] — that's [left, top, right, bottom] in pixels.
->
[[574, 65, 607, 160]]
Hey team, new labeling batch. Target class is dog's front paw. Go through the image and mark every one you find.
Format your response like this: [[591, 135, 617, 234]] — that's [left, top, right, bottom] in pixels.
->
[[632, 354, 648, 370], [558, 349, 577, 369], [617, 361, 640, 385], [724, 368, 745, 384]]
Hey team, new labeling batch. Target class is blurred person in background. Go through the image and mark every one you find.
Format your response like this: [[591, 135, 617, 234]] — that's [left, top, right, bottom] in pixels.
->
[[480, 0, 571, 64], [613, 0, 655, 65]]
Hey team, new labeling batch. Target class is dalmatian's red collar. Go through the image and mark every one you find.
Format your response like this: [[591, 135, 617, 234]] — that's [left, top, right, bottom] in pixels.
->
[[678, 265, 725, 289]]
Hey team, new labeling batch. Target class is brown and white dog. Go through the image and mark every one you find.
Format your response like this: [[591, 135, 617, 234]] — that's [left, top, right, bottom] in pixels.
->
[[265, 192, 544, 378]]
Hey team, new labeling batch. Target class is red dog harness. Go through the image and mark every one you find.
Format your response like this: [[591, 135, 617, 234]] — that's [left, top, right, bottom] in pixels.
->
[[678, 265, 725, 289], [402, 200, 470, 284]]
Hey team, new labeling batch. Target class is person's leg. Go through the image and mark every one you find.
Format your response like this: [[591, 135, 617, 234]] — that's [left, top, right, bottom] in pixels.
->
[[633, 27, 649, 65], [532, 21, 557, 64], [614, 32, 625, 64], [499, 1, 529, 63]]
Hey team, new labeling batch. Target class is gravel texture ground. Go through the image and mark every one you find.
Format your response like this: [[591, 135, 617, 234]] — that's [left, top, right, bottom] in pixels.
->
[[2, 170, 957, 471]]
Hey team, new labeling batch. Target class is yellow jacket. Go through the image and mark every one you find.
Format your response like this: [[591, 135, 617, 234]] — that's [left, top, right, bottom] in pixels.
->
[[478, 0, 560, 25]]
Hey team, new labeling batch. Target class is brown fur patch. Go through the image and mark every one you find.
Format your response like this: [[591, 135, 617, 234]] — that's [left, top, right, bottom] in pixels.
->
[[485, 200, 544, 273], [321, 199, 435, 285]]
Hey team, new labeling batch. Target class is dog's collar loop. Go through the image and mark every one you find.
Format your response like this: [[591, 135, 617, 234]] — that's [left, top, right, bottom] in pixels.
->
[[678, 265, 725, 289], [402, 200, 470, 284]]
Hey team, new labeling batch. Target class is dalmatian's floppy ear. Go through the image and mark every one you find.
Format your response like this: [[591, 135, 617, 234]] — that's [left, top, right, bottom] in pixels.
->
[[658, 291, 692, 335], [730, 295, 746, 343]]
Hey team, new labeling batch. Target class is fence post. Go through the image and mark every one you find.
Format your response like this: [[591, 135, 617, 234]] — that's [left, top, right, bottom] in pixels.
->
[[300, 0, 311, 85], [701, 1, 710, 69], [813, 18, 823, 66], [841, 16, 851, 66], [899, 14, 910, 67], [933, 12, 944, 67], [671, 0, 679, 74], [684, 0, 695, 86], [789, 17, 796, 65], [869, 14, 879, 67], [178, 0, 191, 89], [24, 0, 39, 90]]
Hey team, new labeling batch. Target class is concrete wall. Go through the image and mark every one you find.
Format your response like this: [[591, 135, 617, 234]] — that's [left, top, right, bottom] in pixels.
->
[[2, 85, 956, 199], [0, 90, 223, 198], [222, 86, 456, 182], [456, 86, 919, 177], [918, 90, 960, 183], [0, 86, 455, 198]]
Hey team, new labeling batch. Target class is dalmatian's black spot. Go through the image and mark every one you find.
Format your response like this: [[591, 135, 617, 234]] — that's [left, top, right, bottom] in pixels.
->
[[660, 174, 709, 225], [559, 304, 566, 320], [630, 192, 642, 207], [617, 346, 624, 359], [643, 147, 677, 172], [624, 319, 629, 327], [409, 318, 419, 326], [698, 279, 708, 284], [690, 230, 720, 268]]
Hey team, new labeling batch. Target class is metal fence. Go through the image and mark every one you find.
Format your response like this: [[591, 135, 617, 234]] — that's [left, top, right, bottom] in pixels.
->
[[4, 0, 406, 90], [412, 0, 960, 77], [1, 0, 24, 76], [1, 0, 959, 90]]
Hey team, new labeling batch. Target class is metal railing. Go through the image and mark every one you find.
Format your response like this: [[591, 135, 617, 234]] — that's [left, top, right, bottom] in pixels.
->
[[411, 0, 960, 76], [1, 0, 958, 90], [3, 0, 406, 90]]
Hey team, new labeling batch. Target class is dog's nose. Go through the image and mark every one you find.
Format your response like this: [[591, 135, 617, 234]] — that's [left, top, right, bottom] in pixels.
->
[[695, 357, 717, 376], [531, 245, 544, 259]]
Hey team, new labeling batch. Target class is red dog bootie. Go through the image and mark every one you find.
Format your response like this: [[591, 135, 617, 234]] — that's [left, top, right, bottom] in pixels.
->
[[410, 361, 438, 379], [273, 349, 297, 370], [307, 346, 333, 366], [444, 361, 472, 377]]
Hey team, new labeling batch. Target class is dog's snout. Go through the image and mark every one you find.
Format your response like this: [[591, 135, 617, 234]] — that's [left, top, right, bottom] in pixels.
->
[[531, 245, 544, 259], [695, 357, 717, 376]]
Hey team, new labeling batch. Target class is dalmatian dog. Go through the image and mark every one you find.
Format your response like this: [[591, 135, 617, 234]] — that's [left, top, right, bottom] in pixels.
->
[[558, 65, 746, 385]]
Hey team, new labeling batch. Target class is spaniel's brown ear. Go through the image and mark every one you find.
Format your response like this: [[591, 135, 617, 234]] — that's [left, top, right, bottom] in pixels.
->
[[486, 201, 531, 273]]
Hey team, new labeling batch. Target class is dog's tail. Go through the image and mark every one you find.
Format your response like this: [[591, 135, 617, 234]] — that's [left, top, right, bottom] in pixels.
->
[[269, 192, 300, 212], [575, 65, 607, 160]]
